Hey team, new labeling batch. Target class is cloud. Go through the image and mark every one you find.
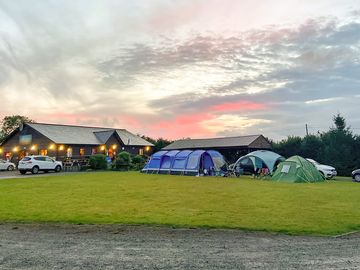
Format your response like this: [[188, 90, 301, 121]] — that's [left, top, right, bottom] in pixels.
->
[[0, 1, 360, 140]]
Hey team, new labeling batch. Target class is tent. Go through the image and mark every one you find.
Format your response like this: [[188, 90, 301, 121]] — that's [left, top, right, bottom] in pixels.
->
[[233, 150, 285, 175], [159, 150, 180, 174], [143, 150, 168, 173], [142, 149, 227, 176], [271, 156, 325, 183]]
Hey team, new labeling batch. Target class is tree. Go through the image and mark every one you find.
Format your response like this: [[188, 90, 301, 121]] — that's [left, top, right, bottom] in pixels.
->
[[0, 115, 35, 142], [300, 135, 323, 161], [320, 114, 355, 176], [141, 136, 174, 152], [114, 151, 132, 171], [273, 136, 302, 158]]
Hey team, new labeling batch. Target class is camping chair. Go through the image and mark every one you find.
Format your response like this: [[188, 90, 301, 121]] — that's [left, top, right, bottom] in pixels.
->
[[227, 163, 242, 177]]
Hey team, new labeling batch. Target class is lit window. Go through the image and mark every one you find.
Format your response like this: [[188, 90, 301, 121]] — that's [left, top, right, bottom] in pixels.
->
[[40, 149, 48, 156], [67, 147, 73, 158], [139, 149, 144, 155], [80, 148, 85, 156]]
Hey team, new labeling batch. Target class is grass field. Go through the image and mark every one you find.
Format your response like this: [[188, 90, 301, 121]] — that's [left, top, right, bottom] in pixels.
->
[[0, 172, 359, 235]]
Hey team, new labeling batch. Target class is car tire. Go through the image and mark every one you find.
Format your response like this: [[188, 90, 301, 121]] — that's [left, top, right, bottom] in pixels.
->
[[354, 174, 360, 182], [19, 170, 27, 175], [32, 166, 39, 174], [55, 165, 61, 173], [319, 171, 325, 179], [7, 165, 14, 171]]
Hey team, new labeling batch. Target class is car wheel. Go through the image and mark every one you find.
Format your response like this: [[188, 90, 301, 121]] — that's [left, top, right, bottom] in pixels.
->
[[19, 170, 26, 175], [32, 166, 39, 174], [7, 165, 14, 171], [319, 171, 325, 179], [55, 165, 61, 173], [354, 174, 360, 182]]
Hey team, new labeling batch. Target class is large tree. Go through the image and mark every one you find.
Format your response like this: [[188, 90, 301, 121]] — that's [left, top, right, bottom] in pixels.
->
[[320, 114, 356, 176], [0, 115, 35, 143]]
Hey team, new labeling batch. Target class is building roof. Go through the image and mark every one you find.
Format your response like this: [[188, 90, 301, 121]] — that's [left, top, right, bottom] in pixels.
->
[[25, 123, 153, 146], [162, 135, 270, 150]]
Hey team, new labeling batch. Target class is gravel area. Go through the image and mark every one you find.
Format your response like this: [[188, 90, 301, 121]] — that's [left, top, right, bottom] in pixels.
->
[[0, 224, 359, 269]]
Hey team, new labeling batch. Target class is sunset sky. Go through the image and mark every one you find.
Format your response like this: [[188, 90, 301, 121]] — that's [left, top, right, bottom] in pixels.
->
[[0, 0, 359, 140]]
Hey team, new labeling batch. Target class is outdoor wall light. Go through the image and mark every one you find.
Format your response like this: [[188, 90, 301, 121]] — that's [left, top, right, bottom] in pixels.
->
[[100, 146, 105, 151], [59, 145, 64, 151], [12, 147, 18, 152], [49, 144, 55, 150], [112, 144, 117, 150], [145, 146, 150, 151], [0, 148, 3, 153], [30, 145, 37, 151]]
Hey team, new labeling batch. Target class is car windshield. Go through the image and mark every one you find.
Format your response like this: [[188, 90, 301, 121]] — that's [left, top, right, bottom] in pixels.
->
[[308, 159, 319, 165]]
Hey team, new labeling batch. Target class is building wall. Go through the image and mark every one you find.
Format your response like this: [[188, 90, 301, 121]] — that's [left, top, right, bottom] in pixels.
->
[[0, 125, 54, 164]]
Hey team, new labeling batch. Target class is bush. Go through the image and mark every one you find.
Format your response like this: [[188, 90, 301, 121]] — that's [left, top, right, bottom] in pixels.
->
[[114, 151, 132, 171], [132, 155, 146, 171], [89, 154, 108, 170]]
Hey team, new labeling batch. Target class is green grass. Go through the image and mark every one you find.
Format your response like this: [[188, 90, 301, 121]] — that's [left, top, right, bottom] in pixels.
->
[[0, 172, 359, 235]]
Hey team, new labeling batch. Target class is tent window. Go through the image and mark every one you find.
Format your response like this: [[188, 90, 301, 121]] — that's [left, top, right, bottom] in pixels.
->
[[186, 155, 199, 169], [173, 158, 187, 169], [161, 156, 171, 169], [240, 158, 252, 166]]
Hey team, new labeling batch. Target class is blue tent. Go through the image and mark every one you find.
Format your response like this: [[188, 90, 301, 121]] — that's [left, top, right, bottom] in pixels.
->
[[143, 150, 168, 173], [233, 150, 285, 175], [159, 150, 180, 174], [142, 149, 227, 176]]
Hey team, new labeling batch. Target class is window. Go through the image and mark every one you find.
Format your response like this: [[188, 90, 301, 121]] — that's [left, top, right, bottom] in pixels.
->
[[80, 148, 85, 156], [40, 149, 47, 156], [139, 148, 144, 155], [67, 148, 73, 158]]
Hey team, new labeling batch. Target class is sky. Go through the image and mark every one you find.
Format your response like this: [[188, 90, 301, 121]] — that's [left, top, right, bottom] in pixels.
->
[[0, 0, 359, 141]]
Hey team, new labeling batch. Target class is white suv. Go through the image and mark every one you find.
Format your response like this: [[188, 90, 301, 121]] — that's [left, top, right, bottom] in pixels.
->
[[306, 158, 337, 179], [18, 155, 63, 175]]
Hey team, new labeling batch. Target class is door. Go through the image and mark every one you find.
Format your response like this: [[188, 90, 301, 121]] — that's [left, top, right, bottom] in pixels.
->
[[45, 157, 56, 170]]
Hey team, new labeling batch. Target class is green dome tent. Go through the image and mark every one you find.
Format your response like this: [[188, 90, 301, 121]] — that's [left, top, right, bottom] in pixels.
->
[[272, 156, 325, 183]]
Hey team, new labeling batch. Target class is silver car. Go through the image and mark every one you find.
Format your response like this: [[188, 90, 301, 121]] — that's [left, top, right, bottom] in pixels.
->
[[0, 159, 16, 171]]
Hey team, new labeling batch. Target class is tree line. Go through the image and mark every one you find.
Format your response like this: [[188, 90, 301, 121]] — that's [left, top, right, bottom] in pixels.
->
[[272, 114, 360, 176]]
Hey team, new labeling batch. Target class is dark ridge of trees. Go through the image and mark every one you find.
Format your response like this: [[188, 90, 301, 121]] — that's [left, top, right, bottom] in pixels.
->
[[141, 136, 174, 152], [273, 114, 360, 176]]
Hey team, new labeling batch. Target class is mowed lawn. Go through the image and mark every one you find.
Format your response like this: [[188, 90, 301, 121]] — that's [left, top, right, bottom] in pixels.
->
[[0, 172, 359, 235]]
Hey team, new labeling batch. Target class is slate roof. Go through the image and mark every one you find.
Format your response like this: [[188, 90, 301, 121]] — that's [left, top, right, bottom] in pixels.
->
[[26, 123, 153, 146], [162, 135, 270, 150]]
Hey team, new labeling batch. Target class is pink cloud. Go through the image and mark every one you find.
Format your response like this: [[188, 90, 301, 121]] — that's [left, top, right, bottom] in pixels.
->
[[211, 101, 267, 112], [149, 112, 216, 139]]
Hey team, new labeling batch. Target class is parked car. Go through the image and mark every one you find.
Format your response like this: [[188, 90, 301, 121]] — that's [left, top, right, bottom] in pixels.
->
[[306, 159, 337, 179], [18, 155, 63, 175], [0, 159, 16, 171], [352, 169, 360, 182]]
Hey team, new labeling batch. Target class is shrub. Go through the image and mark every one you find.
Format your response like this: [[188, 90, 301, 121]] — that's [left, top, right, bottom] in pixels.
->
[[89, 154, 108, 170], [132, 154, 146, 171], [114, 151, 132, 171]]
